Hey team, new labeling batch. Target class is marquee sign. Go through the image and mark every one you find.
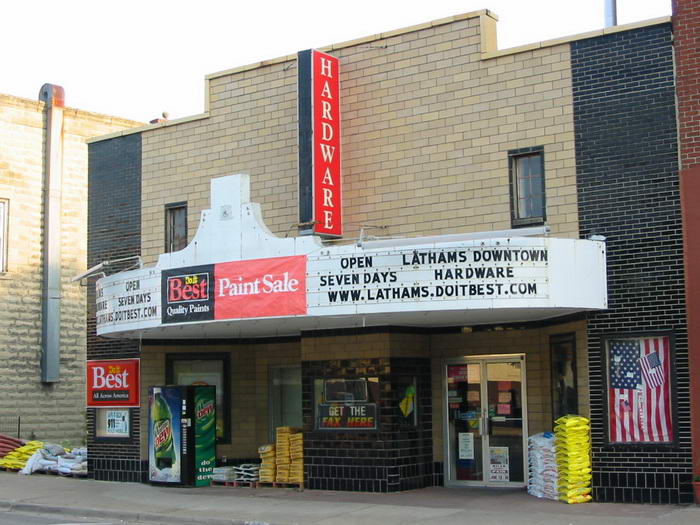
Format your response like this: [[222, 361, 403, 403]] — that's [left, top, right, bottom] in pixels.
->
[[94, 174, 607, 339], [298, 49, 342, 238], [87, 358, 140, 407]]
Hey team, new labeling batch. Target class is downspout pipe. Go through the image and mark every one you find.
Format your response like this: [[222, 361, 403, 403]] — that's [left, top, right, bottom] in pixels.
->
[[38, 83, 64, 383], [605, 0, 618, 27]]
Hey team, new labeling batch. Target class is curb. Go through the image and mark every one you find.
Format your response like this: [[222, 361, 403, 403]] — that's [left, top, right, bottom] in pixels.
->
[[0, 500, 288, 525]]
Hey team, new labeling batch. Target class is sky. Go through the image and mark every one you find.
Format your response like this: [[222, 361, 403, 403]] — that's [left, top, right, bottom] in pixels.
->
[[2, 0, 671, 123]]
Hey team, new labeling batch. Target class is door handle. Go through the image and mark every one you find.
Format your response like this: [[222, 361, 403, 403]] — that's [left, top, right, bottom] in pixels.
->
[[481, 416, 489, 436]]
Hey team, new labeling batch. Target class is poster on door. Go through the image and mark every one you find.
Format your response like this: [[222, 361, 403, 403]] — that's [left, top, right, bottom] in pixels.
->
[[458, 432, 474, 460], [488, 446, 510, 482]]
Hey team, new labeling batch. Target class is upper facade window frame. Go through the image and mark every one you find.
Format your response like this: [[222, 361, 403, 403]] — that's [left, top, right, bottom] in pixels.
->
[[508, 146, 546, 228], [164, 201, 187, 254]]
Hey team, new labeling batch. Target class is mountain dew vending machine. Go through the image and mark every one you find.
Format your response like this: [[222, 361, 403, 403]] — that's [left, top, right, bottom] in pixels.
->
[[148, 385, 216, 486]]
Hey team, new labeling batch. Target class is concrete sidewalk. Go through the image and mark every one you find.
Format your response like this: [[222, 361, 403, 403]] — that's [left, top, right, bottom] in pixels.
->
[[0, 470, 697, 525]]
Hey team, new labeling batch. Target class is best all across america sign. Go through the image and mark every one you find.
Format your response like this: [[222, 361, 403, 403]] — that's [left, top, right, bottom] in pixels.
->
[[298, 49, 342, 238]]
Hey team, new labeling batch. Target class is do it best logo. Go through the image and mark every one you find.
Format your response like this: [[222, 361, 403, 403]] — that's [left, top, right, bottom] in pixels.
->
[[167, 272, 210, 303], [86, 359, 140, 407], [161, 265, 215, 324]]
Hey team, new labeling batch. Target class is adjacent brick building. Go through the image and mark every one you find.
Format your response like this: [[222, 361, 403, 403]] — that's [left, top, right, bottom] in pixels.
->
[[0, 89, 141, 444], [87, 8, 697, 504]]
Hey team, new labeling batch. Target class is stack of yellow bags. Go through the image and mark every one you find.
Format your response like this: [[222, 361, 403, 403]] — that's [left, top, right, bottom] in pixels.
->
[[275, 426, 293, 483], [258, 444, 276, 483], [0, 441, 43, 470], [289, 432, 304, 484], [554, 415, 592, 504]]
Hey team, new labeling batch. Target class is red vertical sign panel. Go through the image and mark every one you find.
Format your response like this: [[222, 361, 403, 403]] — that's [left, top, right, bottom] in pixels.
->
[[312, 50, 342, 237]]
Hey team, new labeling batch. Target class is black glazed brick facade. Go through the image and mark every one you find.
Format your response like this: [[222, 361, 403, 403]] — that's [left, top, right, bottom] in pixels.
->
[[572, 25, 693, 504], [302, 357, 433, 492], [87, 134, 143, 482]]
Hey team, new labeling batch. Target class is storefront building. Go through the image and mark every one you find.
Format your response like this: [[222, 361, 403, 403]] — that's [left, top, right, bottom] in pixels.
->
[[86, 8, 697, 504], [0, 87, 141, 443]]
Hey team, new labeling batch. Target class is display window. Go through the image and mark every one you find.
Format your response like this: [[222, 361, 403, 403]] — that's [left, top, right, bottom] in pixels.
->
[[605, 335, 674, 444], [269, 366, 302, 441], [550, 333, 578, 421], [314, 377, 380, 431], [166, 353, 230, 443]]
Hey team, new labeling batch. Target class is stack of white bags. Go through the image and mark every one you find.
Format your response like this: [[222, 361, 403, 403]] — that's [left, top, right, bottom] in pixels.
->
[[19, 445, 87, 476], [233, 463, 260, 483], [212, 466, 236, 483], [527, 432, 558, 500]]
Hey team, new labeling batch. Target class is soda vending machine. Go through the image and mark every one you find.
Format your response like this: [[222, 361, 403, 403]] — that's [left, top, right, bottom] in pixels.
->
[[148, 385, 216, 486]]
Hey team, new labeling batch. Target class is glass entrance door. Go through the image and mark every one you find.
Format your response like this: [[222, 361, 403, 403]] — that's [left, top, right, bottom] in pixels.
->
[[444, 355, 528, 487]]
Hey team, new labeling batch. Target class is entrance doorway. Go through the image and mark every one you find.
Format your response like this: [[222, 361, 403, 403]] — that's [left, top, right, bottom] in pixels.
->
[[444, 354, 528, 487]]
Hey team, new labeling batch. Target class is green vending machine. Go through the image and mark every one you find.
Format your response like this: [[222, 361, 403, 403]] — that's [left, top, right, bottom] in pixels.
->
[[148, 385, 216, 486]]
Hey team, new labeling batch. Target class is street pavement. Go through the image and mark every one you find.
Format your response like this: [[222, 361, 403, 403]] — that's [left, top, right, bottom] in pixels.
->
[[0, 470, 698, 525]]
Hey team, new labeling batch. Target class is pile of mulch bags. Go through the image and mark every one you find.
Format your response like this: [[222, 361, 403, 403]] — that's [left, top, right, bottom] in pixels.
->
[[20, 445, 87, 476], [0, 436, 43, 470], [0, 434, 87, 477], [554, 415, 592, 504], [0, 433, 24, 461], [527, 432, 558, 500]]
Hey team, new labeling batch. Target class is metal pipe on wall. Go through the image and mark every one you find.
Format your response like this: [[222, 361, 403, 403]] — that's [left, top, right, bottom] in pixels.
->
[[38, 83, 65, 383]]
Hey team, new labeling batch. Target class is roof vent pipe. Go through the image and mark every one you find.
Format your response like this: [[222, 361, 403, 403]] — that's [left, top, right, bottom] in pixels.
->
[[605, 0, 618, 28]]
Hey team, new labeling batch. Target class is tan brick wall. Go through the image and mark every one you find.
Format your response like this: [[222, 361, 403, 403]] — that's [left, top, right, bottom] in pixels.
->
[[140, 341, 300, 460], [0, 93, 141, 443], [140, 13, 577, 265], [140, 319, 586, 462]]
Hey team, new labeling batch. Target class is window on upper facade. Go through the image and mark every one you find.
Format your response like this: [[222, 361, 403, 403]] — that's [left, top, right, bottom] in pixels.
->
[[165, 202, 187, 253], [0, 199, 8, 272], [509, 147, 545, 227]]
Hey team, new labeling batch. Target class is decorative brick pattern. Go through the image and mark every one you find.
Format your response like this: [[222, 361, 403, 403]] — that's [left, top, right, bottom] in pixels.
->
[[87, 134, 143, 480], [302, 356, 432, 492], [571, 25, 694, 504]]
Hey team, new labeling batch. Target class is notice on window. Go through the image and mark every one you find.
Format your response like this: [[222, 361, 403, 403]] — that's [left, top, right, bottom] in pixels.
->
[[458, 432, 474, 460], [106, 410, 129, 436], [488, 446, 509, 482], [497, 403, 511, 415]]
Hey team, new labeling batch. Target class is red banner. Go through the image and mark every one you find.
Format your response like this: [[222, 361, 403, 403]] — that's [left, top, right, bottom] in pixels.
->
[[214, 255, 307, 319], [87, 358, 140, 407], [312, 50, 342, 237]]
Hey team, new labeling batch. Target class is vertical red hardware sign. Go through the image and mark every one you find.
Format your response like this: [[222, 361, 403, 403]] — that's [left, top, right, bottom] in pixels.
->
[[298, 49, 342, 238], [312, 50, 342, 237]]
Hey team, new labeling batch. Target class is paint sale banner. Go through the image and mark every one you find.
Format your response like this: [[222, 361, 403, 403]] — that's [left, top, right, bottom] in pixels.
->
[[161, 256, 307, 324], [214, 255, 307, 320]]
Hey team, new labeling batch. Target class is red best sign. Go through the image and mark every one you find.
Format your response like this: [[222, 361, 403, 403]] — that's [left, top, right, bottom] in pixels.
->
[[86, 358, 140, 407]]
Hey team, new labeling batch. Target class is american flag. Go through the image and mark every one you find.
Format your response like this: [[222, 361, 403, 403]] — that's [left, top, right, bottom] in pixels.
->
[[639, 351, 664, 389], [608, 337, 672, 443]]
